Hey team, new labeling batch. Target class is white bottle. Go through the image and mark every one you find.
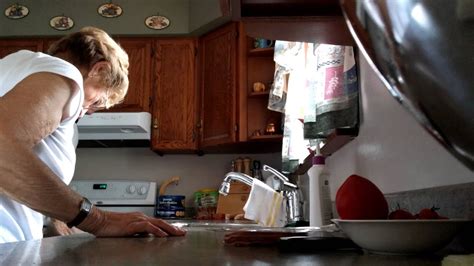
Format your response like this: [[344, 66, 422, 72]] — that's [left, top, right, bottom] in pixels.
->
[[307, 152, 333, 227]]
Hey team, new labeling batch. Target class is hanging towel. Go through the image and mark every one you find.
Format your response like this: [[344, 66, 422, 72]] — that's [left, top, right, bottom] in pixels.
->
[[268, 41, 304, 113], [280, 42, 315, 173], [303, 45, 359, 138], [243, 179, 286, 227]]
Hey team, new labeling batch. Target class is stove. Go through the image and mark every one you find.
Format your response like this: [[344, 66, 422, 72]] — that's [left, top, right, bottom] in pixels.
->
[[70, 180, 157, 217]]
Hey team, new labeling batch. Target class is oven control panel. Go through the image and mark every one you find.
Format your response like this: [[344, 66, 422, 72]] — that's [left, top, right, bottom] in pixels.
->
[[70, 180, 157, 205]]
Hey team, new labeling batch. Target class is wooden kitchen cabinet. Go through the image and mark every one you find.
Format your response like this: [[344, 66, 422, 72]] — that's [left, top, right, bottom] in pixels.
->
[[151, 38, 198, 152], [109, 38, 152, 112], [0, 39, 43, 58], [199, 22, 239, 148], [199, 22, 282, 152]]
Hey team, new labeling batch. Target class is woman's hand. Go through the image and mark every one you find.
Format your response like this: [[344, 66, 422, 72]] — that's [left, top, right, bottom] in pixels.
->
[[44, 218, 80, 237], [77, 207, 186, 238]]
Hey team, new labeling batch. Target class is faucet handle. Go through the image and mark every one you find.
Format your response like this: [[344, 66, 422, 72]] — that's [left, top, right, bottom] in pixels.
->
[[262, 165, 289, 182], [262, 165, 297, 189]]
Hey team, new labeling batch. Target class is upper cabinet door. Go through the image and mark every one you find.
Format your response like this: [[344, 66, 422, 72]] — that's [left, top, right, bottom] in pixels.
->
[[0, 39, 43, 58], [200, 23, 238, 147], [109, 38, 152, 112], [151, 38, 198, 152]]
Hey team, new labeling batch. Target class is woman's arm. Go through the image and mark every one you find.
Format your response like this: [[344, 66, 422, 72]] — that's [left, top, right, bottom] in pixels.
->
[[0, 72, 185, 237], [0, 72, 84, 222]]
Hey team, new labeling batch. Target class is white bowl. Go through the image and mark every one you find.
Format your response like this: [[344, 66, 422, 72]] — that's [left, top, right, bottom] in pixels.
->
[[332, 218, 472, 255]]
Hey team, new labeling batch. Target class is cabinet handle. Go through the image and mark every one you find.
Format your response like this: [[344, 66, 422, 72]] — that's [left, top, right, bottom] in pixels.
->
[[153, 118, 158, 129]]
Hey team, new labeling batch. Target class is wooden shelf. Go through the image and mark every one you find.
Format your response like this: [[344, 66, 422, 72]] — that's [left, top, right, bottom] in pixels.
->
[[248, 134, 283, 141], [295, 127, 358, 175], [248, 91, 270, 97], [248, 47, 274, 57]]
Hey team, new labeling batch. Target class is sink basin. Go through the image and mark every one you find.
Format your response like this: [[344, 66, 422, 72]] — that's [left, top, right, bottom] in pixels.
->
[[168, 219, 318, 234], [169, 220, 262, 231]]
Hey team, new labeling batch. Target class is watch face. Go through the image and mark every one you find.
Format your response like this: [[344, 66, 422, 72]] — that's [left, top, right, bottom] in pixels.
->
[[82, 198, 93, 212]]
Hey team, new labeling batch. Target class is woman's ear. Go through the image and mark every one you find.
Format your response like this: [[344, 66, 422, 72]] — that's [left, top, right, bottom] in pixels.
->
[[88, 61, 110, 77]]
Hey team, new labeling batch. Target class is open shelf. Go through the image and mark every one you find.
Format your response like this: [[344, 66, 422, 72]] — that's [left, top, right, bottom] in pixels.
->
[[248, 134, 283, 141], [248, 91, 270, 97], [248, 47, 274, 57]]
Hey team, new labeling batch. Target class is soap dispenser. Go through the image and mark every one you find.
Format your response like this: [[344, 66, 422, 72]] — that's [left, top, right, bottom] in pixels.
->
[[307, 144, 333, 227]]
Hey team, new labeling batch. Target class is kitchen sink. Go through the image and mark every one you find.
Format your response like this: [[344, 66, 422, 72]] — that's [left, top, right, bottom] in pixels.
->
[[167, 219, 317, 233], [168, 219, 262, 231]]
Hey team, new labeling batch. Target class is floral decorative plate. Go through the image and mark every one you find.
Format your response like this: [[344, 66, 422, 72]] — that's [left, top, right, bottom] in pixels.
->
[[4, 4, 29, 19], [49, 15, 74, 31], [145, 15, 170, 30], [98, 3, 122, 18]]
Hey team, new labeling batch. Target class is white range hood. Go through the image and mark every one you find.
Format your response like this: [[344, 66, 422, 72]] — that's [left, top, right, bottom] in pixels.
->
[[76, 112, 151, 140]]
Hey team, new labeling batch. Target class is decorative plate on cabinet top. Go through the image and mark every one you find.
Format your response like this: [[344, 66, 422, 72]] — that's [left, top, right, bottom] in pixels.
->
[[145, 15, 170, 30], [4, 4, 29, 19], [49, 15, 74, 31], [98, 2, 123, 18]]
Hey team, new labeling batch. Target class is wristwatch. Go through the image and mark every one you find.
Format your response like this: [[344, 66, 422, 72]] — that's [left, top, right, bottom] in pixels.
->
[[67, 197, 93, 228]]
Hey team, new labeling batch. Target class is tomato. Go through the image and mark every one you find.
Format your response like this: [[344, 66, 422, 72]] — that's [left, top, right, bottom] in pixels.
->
[[388, 209, 416, 219], [416, 207, 448, 219], [335, 174, 389, 219]]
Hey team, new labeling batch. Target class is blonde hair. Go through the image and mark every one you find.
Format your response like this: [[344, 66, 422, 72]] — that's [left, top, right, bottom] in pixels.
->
[[47, 26, 129, 108]]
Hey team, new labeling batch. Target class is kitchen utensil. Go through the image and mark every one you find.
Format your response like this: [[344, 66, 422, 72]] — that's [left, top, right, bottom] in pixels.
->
[[332, 218, 472, 255], [340, 0, 474, 170]]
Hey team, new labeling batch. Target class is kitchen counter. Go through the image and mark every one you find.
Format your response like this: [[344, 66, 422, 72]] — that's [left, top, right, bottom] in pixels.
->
[[0, 230, 446, 266]]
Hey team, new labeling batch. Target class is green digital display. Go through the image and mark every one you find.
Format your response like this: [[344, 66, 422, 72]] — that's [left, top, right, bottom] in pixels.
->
[[93, 184, 107, 190]]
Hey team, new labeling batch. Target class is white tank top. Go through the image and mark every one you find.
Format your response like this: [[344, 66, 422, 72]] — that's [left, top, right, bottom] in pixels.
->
[[0, 50, 84, 243]]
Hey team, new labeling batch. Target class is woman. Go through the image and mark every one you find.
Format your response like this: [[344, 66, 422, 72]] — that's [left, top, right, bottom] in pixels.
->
[[0, 27, 185, 243]]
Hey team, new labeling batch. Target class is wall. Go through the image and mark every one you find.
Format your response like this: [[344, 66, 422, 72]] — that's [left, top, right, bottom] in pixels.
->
[[324, 54, 474, 198], [0, 0, 226, 36], [74, 148, 281, 207], [188, 0, 223, 32]]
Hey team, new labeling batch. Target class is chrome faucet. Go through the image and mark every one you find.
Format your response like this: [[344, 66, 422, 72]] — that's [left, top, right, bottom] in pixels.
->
[[218, 167, 304, 226], [262, 165, 304, 225], [219, 172, 254, 196]]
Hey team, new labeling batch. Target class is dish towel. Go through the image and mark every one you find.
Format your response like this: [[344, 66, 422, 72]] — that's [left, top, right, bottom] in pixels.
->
[[303, 44, 359, 138], [243, 179, 286, 227]]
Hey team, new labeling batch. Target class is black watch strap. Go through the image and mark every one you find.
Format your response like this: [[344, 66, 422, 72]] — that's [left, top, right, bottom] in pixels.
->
[[67, 197, 93, 228]]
